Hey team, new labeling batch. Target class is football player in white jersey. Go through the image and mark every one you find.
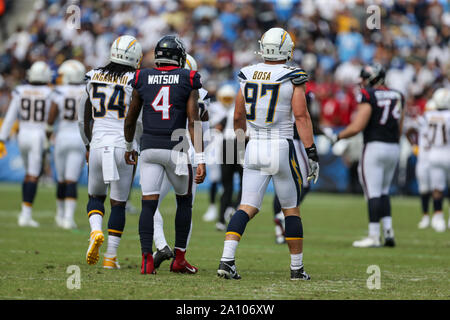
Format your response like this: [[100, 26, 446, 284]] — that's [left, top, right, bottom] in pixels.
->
[[406, 99, 436, 229], [424, 88, 450, 232], [81, 35, 143, 268], [151, 54, 211, 268], [217, 28, 319, 281], [0, 61, 53, 227], [47, 60, 86, 230]]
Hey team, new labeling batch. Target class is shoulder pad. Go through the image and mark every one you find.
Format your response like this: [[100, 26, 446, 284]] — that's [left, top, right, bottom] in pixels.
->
[[276, 68, 308, 84]]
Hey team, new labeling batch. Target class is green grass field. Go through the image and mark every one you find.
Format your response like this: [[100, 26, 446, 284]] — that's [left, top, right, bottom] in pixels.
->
[[0, 182, 449, 300]]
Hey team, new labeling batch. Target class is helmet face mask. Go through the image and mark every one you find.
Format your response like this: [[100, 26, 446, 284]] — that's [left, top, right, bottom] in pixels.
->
[[109, 35, 143, 69], [154, 35, 187, 67], [360, 63, 386, 87], [259, 28, 294, 62]]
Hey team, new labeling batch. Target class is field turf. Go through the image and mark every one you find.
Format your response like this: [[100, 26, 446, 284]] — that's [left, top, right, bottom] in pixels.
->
[[0, 182, 449, 300]]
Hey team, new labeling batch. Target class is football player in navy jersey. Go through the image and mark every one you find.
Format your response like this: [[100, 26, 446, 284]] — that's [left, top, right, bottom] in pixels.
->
[[325, 63, 405, 248], [124, 35, 206, 275]]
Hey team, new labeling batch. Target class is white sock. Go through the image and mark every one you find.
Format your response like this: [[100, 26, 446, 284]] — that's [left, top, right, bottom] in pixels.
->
[[89, 214, 103, 232], [381, 216, 392, 231], [368, 222, 380, 238], [153, 208, 168, 250], [64, 199, 77, 221], [105, 235, 121, 256], [290, 253, 303, 270], [21, 203, 32, 219], [221, 240, 239, 262], [56, 200, 65, 219]]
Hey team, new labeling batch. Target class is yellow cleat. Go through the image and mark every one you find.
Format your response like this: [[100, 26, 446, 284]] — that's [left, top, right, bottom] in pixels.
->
[[0, 141, 7, 158], [86, 230, 104, 265], [103, 255, 121, 269]]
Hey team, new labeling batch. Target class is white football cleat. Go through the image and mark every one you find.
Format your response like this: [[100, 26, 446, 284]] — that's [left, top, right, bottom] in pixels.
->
[[352, 236, 381, 248], [418, 215, 430, 229], [18, 214, 40, 228], [431, 213, 446, 232], [62, 218, 77, 230], [203, 204, 218, 222], [55, 215, 64, 228]]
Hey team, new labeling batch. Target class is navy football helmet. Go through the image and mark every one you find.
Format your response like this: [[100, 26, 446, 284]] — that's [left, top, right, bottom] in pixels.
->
[[154, 35, 186, 67], [360, 63, 386, 87]]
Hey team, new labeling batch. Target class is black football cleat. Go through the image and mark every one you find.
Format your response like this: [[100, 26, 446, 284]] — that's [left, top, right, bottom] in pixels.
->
[[217, 260, 241, 280], [384, 237, 396, 247], [153, 245, 175, 269], [290, 266, 311, 280]]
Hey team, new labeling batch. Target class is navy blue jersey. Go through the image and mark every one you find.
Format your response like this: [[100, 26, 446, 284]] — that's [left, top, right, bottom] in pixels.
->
[[358, 86, 404, 144], [132, 66, 202, 150]]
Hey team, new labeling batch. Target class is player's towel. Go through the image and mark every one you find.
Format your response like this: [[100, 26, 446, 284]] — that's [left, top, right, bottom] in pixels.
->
[[174, 150, 189, 176], [102, 146, 120, 182]]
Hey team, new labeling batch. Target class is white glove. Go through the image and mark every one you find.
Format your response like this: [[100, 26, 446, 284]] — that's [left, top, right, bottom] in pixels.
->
[[305, 144, 320, 184], [322, 127, 339, 145], [307, 158, 319, 184]]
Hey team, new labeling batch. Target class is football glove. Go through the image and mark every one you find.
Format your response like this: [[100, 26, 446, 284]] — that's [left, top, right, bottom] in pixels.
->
[[0, 140, 6, 158], [322, 127, 339, 145], [305, 144, 319, 184]]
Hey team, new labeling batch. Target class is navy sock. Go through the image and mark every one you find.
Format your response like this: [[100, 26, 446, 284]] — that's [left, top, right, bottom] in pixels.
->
[[420, 193, 431, 214], [87, 196, 105, 217], [379, 195, 391, 218], [368, 197, 382, 223], [108, 204, 126, 237], [139, 199, 158, 254], [273, 195, 282, 215], [22, 181, 38, 204], [56, 182, 66, 201], [226, 209, 250, 239], [433, 197, 443, 212], [175, 195, 193, 249], [284, 215, 303, 239], [65, 182, 77, 199]]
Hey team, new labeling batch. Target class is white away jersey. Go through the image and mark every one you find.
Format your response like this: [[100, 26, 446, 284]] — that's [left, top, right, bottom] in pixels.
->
[[238, 63, 308, 140], [0, 84, 53, 140], [85, 69, 135, 149], [424, 110, 450, 149], [51, 84, 86, 134]]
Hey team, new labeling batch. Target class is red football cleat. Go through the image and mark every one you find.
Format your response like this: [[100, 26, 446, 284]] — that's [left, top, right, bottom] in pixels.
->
[[170, 249, 198, 274], [141, 252, 156, 275]]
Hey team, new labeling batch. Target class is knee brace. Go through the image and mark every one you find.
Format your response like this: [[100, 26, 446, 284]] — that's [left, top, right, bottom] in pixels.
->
[[226, 210, 250, 239], [285, 215, 303, 240]]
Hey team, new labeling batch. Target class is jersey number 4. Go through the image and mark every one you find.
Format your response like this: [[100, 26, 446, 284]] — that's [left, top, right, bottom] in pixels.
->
[[92, 83, 126, 118], [244, 83, 280, 123], [151, 86, 172, 120]]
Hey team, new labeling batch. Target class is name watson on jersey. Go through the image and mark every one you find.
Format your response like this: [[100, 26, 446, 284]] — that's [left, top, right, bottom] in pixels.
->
[[148, 74, 180, 84]]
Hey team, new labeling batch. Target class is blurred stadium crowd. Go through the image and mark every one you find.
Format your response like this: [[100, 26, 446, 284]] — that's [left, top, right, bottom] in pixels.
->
[[0, 0, 449, 194], [1, 0, 449, 125]]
